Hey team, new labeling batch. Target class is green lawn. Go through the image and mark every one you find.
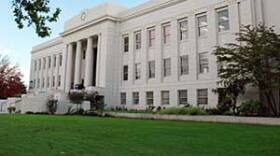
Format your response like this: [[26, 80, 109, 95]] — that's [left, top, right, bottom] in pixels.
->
[[0, 115, 279, 156]]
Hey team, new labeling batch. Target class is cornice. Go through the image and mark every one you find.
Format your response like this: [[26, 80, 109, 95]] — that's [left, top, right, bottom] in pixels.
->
[[61, 15, 119, 37], [31, 37, 63, 54]]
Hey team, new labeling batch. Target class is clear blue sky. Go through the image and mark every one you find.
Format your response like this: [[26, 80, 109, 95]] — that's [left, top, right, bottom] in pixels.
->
[[0, 0, 148, 85]]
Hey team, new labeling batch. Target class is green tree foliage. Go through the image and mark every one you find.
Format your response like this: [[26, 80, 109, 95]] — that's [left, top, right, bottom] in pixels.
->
[[215, 25, 280, 116], [11, 0, 61, 37]]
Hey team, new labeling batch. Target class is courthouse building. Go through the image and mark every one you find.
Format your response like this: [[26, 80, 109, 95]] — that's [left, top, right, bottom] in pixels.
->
[[28, 0, 280, 111]]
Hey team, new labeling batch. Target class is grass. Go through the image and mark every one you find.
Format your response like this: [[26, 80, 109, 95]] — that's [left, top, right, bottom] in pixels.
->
[[0, 115, 279, 156]]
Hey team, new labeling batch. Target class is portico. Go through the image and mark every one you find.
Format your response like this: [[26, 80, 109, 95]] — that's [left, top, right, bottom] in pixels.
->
[[65, 35, 100, 91]]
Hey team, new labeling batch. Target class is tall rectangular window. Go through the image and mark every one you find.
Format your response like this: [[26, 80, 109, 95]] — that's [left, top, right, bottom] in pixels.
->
[[133, 92, 139, 105], [47, 77, 50, 88], [199, 53, 209, 73], [52, 76, 55, 87], [33, 79, 36, 89], [59, 54, 63, 66], [217, 8, 230, 32], [43, 58, 46, 69], [197, 14, 208, 37], [53, 56, 56, 67], [121, 92, 126, 105], [163, 24, 171, 44], [161, 91, 170, 105], [197, 89, 208, 105], [48, 56, 51, 68], [135, 63, 141, 80], [163, 58, 171, 77], [124, 36, 129, 52], [38, 59, 41, 70], [42, 78, 45, 88], [58, 75, 61, 87], [178, 90, 188, 105], [37, 79, 40, 88], [179, 19, 188, 40], [83, 50, 86, 60], [148, 61, 155, 79], [180, 55, 189, 75], [146, 92, 154, 106], [135, 32, 141, 50], [148, 28, 155, 48], [123, 65, 128, 81], [34, 60, 37, 71]]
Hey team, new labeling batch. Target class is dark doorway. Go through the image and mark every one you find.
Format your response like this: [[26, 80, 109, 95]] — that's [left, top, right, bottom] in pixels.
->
[[92, 47, 98, 86]]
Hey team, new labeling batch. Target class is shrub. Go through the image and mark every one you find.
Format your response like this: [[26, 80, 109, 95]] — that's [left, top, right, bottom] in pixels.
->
[[240, 100, 262, 116], [158, 107, 207, 115], [26, 111, 34, 114], [68, 91, 84, 104]]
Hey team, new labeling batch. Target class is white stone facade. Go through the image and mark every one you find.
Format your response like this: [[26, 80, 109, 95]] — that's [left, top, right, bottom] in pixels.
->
[[29, 0, 280, 110]]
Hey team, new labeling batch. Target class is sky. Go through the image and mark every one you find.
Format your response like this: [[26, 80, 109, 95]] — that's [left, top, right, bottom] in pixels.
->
[[0, 0, 149, 86]]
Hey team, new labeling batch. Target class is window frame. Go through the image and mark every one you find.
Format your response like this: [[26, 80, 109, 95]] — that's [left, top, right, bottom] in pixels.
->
[[148, 27, 156, 48], [178, 90, 188, 105], [199, 52, 209, 74], [146, 91, 154, 106], [163, 58, 171, 77], [132, 92, 139, 105], [135, 63, 141, 80], [217, 7, 230, 33], [123, 65, 128, 81], [135, 31, 142, 50], [178, 18, 188, 41], [148, 60, 155, 79], [120, 92, 126, 105], [197, 89, 208, 105], [123, 35, 129, 52], [161, 91, 170, 105], [162, 23, 171, 44], [180, 55, 189, 75], [197, 13, 208, 37]]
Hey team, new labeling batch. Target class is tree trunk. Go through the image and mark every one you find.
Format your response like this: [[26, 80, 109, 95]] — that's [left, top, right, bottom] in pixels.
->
[[264, 91, 277, 116]]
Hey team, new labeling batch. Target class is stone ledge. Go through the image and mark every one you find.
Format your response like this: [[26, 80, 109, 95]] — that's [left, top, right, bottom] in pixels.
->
[[107, 112, 280, 126]]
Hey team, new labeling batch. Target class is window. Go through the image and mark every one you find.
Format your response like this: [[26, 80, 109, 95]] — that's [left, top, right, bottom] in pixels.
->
[[148, 61, 155, 79], [38, 59, 41, 70], [135, 32, 141, 50], [148, 28, 155, 47], [180, 55, 189, 75], [83, 50, 86, 59], [146, 92, 154, 105], [197, 89, 208, 105], [53, 56, 56, 67], [135, 63, 141, 80], [124, 36, 129, 52], [163, 24, 171, 44], [161, 91, 170, 105], [48, 56, 51, 68], [120, 92, 126, 105], [58, 75, 61, 87], [179, 19, 188, 40], [199, 53, 209, 73], [37, 79, 40, 88], [59, 54, 63, 66], [52, 76, 55, 87], [217, 8, 230, 32], [163, 58, 171, 77], [47, 77, 50, 88], [123, 65, 128, 81], [178, 90, 188, 105], [43, 58, 46, 69], [34, 60, 37, 71], [33, 79, 36, 89], [197, 14, 208, 37], [133, 92, 139, 105], [42, 78, 45, 88]]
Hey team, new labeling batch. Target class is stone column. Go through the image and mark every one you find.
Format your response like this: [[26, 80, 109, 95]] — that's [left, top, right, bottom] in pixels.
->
[[84, 36, 93, 87], [74, 40, 82, 85], [65, 44, 74, 91]]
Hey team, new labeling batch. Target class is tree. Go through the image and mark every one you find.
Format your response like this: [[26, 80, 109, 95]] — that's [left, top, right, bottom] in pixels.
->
[[214, 25, 280, 116], [11, 0, 61, 37], [0, 55, 26, 99]]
